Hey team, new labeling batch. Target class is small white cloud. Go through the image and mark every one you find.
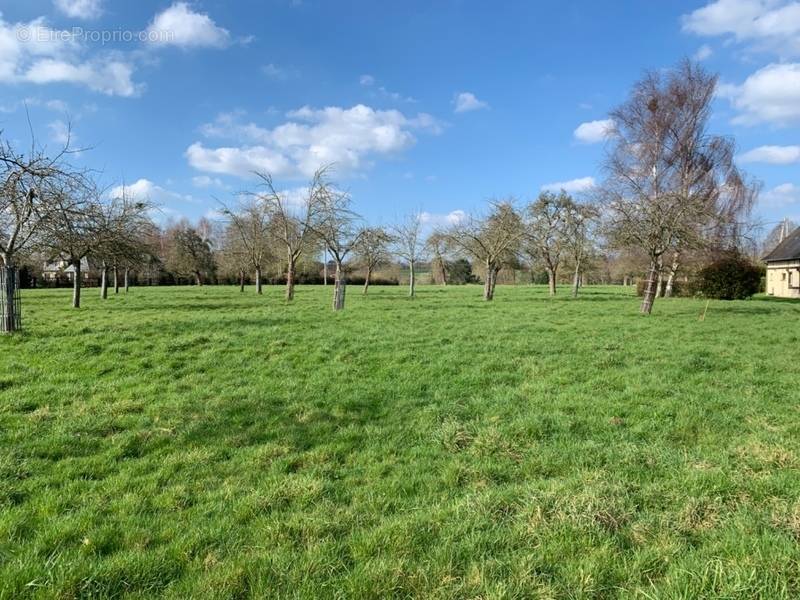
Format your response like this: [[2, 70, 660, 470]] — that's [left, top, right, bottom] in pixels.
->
[[110, 178, 196, 204], [192, 175, 226, 188], [541, 177, 596, 193], [48, 119, 72, 145], [760, 183, 800, 207], [262, 63, 297, 80], [54, 0, 103, 20], [694, 44, 713, 60], [377, 85, 416, 103], [739, 145, 800, 164], [262, 63, 283, 79], [359, 75, 415, 102], [573, 119, 615, 143], [453, 92, 488, 113], [146, 2, 230, 49], [420, 210, 466, 228], [45, 99, 69, 112], [25, 58, 141, 97]]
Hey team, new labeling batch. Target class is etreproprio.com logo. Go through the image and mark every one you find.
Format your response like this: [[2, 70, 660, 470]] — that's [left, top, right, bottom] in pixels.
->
[[16, 26, 174, 45]]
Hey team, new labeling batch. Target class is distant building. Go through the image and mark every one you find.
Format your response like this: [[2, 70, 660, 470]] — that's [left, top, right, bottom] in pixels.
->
[[42, 257, 91, 282], [764, 227, 800, 299]]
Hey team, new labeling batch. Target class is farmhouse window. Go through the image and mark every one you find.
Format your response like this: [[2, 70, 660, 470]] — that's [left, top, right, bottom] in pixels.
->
[[790, 270, 800, 290]]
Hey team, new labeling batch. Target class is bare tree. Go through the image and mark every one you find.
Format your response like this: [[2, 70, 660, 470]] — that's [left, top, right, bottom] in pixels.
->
[[1, 125, 85, 328], [599, 59, 756, 314], [309, 185, 362, 310], [353, 226, 391, 295], [94, 189, 153, 300], [165, 221, 216, 286], [525, 191, 572, 296], [425, 231, 450, 285], [219, 196, 273, 294], [251, 168, 328, 301], [564, 202, 598, 298], [446, 200, 524, 301], [43, 180, 102, 308], [391, 212, 425, 298], [219, 222, 252, 292]]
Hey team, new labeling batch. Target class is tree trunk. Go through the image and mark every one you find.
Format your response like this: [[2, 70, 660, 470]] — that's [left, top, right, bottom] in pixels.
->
[[664, 252, 680, 298], [100, 263, 109, 299], [623, 275, 629, 287], [547, 268, 557, 296], [572, 260, 581, 298], [363, 266, 371, 295], [1, 264, 20, 333], [239, 269, 245, 293], [285, 259, 295, 301], [483, 261, 495, 301], [438, 257, 448, 286], [332, 262, 346, 310], [256, 265, 263, 295], [72, 261, 82, 308], [640, 260, 659, 315], [194, 271, 202, 286], [409, 261, 416, 298], [654, 256, 664, 298], [114, 266, 120, 294], [124, 268, 130, 293]]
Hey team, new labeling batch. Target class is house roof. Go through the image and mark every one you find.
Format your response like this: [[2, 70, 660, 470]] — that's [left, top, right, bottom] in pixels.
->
[[764, 227, 800, 262]]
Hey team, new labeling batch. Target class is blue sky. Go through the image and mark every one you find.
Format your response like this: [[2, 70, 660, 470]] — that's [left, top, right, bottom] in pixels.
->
[[1, 0, 799, 229]]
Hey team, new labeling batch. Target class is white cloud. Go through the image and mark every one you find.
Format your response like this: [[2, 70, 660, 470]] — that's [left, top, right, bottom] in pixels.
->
[[45, 98, 68, 112], [722, 63, 800, 125], [759, 183, 800, 207], [420, 210, 466, 228], [573, 119, 615, 143], [694, 44, 714, 60], [109, 178, 195, 204], [541, 177, 596, 193], [54, 0, 103, 20], [453, 92, 488, 113], [146, 2, 230, 49], [359, 74, 415, 102], [376, 85, 416, 103], [192, 175, 226, 188], [187, 104, 443, 178], [682, 0, 800, 56], [261, 63, 296, 80], [25, 58, 140, 96], [739, 145, 800, 164], [0, 15, 140, 96], [48, 119, 71, 144]]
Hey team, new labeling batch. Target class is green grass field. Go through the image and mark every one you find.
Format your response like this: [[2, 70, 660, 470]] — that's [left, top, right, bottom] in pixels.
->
[[2, 284, 799, 599]]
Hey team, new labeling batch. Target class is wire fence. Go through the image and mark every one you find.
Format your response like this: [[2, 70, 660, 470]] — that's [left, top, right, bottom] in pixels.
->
[[1, 267, 22, 333]]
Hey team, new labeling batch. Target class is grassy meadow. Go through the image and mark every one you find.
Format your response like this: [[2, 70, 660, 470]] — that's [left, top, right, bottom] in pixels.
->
[[1, 284, 800, 599]]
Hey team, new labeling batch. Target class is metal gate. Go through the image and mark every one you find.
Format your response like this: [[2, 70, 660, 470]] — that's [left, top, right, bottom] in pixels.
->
[[1, 266, 22, 333]]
